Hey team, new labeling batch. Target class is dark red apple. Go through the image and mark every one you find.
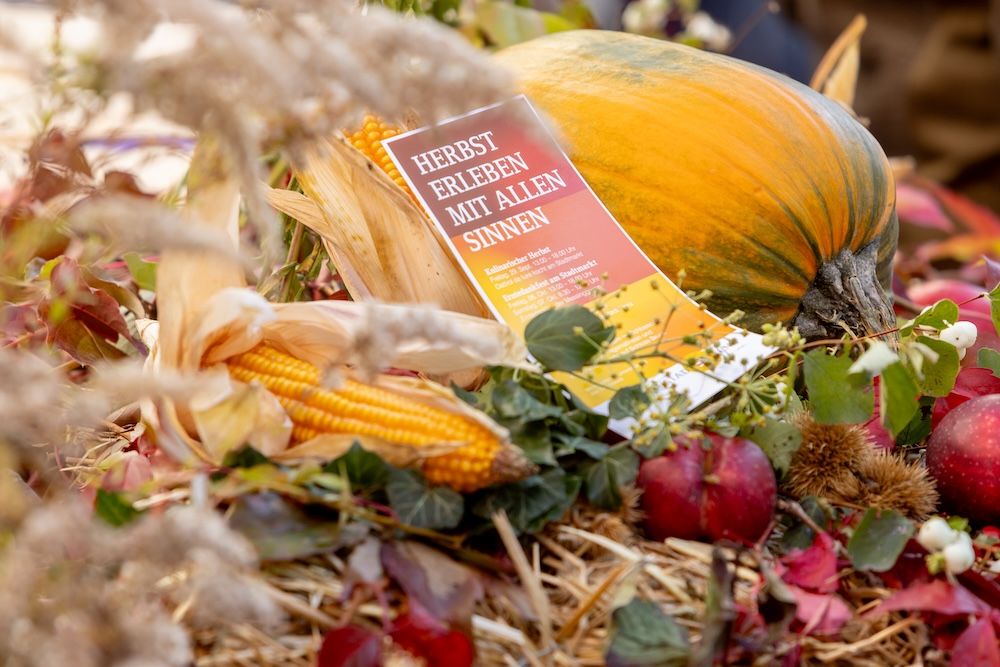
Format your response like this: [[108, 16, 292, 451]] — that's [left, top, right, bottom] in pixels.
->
[[637, 433, 777, 544], [926, 394, 1000, 524], [932, 367, 1000, 428]]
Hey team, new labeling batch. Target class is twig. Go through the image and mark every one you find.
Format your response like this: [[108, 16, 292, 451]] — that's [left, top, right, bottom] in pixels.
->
[[554, 561, 631, 642], [777, 498, 826, 536], [493, 510, 553, 661], [814, 617, 920, 661], [262, 581, 339, 628]]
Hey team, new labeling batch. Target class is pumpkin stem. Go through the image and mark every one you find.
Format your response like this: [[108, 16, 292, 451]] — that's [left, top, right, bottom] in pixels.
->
[[793, 239, 897, 342]]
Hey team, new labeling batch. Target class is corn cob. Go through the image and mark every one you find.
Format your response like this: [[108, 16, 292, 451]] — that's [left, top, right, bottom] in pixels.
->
[[225, 344, 533, 492], [344, 116, 413, 197]]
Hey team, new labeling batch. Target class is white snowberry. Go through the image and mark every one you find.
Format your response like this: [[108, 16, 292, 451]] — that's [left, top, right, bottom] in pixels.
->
[[849, 341, 897, 376], [940, 321, 978, 351], [942, 532, 976, 574], [917, 517, 960, 552]]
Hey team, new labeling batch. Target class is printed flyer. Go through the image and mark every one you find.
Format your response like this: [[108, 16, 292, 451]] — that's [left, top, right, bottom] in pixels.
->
[[382, 95, 770, 412]]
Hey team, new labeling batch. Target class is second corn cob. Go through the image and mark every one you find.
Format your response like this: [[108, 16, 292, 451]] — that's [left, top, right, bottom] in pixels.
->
[[225, 344, 534, 492], [344, 116, 412, 197]]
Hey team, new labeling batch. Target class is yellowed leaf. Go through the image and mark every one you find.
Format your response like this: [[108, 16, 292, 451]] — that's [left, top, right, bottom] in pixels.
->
[[810, 14, 867, 110]]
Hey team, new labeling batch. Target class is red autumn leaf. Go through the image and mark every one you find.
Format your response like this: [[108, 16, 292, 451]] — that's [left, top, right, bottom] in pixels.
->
[[866, 580, 992, 619], [317, 625, 382, 667], [786, 585, 852, 636], [381, 541, 484, 624], [880, 548, 934, 590], [915, 234, 1000, 266], [922, 177, 1000, 238], [956, 569, 1000, 610], [40, 257, 146, 363], [0, 303, 45, 347], [951, 617, 1000, 667], [389, 603, 475, 667], [781, 533, 839, 594], [896, 182, 954, 232]]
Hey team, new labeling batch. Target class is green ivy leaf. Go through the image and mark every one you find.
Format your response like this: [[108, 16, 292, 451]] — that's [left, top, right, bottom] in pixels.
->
[[228, 492, 354, 560], [880, 362, 920, 438], [94, 489, 142, 527], [561, 401, 609, 440], [606, 599, 690, 667], [914, 336, 960, 397], [472, 470, 579, 534], [510, 421, 557, 466], [491, 381, 563, 421], [900, 298, 960, 337], [450, 382, 482, 409], [554, 433, 609, 459], [780, 496, 830, 551], [741, 417, 802, 477], [524, 305, 615, 372], [583, 446, 639, 509], [803, 350, 873, 424], [847, 508, 914, 572], [979, 348, 1000, 378], [609, 384, 650, 421], [324, 442, 389, 490], [894, 398, 933, 446], [222, 445, 271, 469], [386, 469, 464, 530]]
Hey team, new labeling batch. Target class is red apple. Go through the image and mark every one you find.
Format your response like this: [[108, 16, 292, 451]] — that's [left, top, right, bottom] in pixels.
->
[[907, 280, 1000, 366], [637, 433, 777, 544], [926, 394, 1000, 524], [932, 367, 1000, 428]]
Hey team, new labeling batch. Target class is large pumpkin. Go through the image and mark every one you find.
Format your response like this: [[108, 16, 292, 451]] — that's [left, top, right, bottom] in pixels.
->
[[494, 30, 897, 337]]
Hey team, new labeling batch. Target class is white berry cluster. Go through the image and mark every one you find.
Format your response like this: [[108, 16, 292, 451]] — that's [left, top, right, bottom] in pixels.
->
[[939, 321, 978, 360], [917, 517, 976, 574]]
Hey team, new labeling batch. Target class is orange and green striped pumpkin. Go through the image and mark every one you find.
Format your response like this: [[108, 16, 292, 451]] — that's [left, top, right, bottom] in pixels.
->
[[494, 30, 897, 337]]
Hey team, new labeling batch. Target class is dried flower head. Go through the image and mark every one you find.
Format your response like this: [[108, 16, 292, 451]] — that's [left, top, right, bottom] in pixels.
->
[[24, 0, 512, 262], [0, 500, 281, 667], [0, 347, 109, 480]]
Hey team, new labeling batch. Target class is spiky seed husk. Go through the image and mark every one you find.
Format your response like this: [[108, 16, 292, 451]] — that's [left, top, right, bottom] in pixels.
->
[[855, 450, 938, 520], [784, 413, 868, 500]]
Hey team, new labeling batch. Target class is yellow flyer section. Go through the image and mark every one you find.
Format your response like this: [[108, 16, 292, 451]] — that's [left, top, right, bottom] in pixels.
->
[[381, 95, 772, 412]]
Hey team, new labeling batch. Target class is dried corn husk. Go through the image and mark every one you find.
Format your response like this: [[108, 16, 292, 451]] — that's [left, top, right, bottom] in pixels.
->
[[278, 137, 487, 316], [145, 135, 526, 465], [156, 135, 246, 373]]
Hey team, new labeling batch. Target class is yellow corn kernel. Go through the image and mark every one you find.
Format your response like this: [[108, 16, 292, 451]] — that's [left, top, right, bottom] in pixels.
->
[[345, 115, 412, 197], [225, 344, 533, 492]]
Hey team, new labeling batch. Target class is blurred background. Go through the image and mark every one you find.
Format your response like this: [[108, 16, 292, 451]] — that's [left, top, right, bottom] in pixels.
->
[[1, 0, 998, 212], [589, 0, 1000, 214]]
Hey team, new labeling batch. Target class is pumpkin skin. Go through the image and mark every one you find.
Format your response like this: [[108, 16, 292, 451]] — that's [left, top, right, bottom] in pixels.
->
[[494, 30, 897, 334]]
